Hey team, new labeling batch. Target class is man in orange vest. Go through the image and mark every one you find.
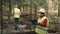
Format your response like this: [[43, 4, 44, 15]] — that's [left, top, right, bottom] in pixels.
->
[[35, 7, 49, 34]]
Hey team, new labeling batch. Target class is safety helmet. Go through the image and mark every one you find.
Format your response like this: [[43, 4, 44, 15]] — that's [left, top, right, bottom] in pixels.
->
[[38, 8, 45, 14]]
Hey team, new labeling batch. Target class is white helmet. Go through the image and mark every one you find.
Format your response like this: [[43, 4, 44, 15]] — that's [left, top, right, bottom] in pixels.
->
[[38, 8, 45, 13]]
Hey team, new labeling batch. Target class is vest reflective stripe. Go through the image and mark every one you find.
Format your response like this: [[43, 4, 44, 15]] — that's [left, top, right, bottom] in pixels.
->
[[38, 16, 47, 23], [36, 25, 48, 31], [36, 27, 47, 34]]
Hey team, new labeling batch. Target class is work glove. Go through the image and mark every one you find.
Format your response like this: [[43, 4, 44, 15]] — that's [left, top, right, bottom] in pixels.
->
[[31, 20, 39, 25]]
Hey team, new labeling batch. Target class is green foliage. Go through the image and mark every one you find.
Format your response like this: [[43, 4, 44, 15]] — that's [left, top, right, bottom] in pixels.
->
[[39, 0, 48, 10]]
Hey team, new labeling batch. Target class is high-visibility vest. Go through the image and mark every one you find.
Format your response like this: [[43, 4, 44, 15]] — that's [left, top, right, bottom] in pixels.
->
[[13, 8, 21, 18], [35, 16, 49, 34], [38, 16, 49, 27]]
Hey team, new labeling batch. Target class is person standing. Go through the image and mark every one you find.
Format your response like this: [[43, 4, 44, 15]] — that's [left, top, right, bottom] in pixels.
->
[[12, 5, 21, 30], [35, 7, 49, 34]]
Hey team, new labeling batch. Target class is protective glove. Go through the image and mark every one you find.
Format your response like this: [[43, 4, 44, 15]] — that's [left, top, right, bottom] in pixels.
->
[[31, 20, 39, 25]]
